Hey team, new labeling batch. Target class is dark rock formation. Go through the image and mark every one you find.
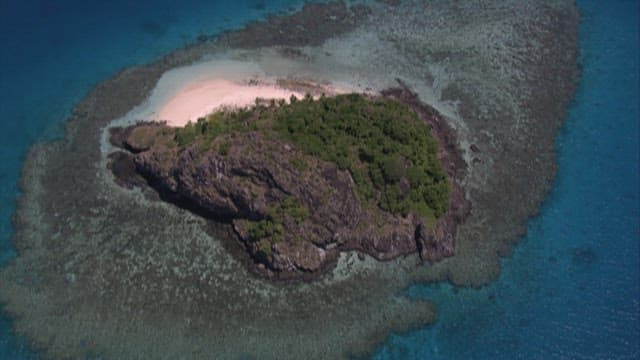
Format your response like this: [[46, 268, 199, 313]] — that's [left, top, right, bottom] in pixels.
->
[[110, 90, 471, 280], [381, 82, 471, 261]]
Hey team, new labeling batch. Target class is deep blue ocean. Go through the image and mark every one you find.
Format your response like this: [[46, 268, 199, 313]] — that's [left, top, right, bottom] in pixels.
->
[[1, 0, 638, 359]]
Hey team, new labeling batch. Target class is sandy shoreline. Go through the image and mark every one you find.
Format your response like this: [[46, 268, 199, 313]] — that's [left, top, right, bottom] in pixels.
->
[[130, 53, 361, 128], [157, 79, 304, 127], [101, 54, 356, 154]]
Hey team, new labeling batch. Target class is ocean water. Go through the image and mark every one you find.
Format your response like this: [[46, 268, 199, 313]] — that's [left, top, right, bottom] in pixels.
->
[[0, 1, 314, 357], [373, 0, 640, 358], [1, 0, 638, 359]]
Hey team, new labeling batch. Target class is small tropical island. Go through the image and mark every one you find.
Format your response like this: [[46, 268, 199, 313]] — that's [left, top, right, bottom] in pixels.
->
[[0, 1, 581, 358], [109, 90, 470, 279]]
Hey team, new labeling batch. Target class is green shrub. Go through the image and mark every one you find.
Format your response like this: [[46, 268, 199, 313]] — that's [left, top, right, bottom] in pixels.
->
[[381, 155, 405, 184], [281, 196, 309, 224], [247, 195, 309, 243], [290, 157, 308, 172], [218, 141, 231, 156], [174, 121, 197, 147], [165, 93, 451, 221]]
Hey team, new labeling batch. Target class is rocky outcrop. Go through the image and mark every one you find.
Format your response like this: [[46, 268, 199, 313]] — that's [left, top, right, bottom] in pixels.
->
[[381, 83, 471, 261], [110, 90, 470, 280]]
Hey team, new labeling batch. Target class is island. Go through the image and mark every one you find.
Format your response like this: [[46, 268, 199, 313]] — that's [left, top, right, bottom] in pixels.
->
[[109, 90, 470, 279], [0, 1, 580, 358]]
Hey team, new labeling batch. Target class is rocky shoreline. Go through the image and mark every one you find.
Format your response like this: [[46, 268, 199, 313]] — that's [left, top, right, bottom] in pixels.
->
[[109, 86, 471, 281], [0, 1, 580, 358]]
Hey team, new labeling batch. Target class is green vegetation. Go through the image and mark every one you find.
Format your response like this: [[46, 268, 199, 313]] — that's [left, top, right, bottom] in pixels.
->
[[169, 93, 450, 220], [218, 141, 231, 156], [174, 121, 198, 147], [289, 156, 308, 171], [247, 196, 310, 247]]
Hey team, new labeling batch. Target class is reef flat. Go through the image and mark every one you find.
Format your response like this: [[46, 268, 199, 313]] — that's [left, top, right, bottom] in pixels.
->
[[0, 1, 580, 359]]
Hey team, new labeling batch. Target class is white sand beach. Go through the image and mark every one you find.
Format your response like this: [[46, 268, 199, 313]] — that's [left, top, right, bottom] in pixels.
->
[[105, 52, 362, 129], [102, 52, 366, 154], [157, 79, 304, 127]]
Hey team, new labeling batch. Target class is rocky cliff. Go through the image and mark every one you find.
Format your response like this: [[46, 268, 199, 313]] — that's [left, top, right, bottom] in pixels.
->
[[109, 89, 470, 280]]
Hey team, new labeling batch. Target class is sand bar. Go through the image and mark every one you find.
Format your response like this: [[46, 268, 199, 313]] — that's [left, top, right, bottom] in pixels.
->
[[158, 79, 304, 127], [101, 56, 325, 153], [105, 54, 354, 134]]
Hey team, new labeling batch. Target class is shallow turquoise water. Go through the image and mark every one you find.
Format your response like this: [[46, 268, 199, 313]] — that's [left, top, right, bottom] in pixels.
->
[[373, 0, 640, 358], [1, 1, 638, 358]]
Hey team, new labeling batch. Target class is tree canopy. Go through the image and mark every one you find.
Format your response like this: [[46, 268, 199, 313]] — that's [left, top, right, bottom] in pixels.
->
[[171, 93, 451, 220]]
